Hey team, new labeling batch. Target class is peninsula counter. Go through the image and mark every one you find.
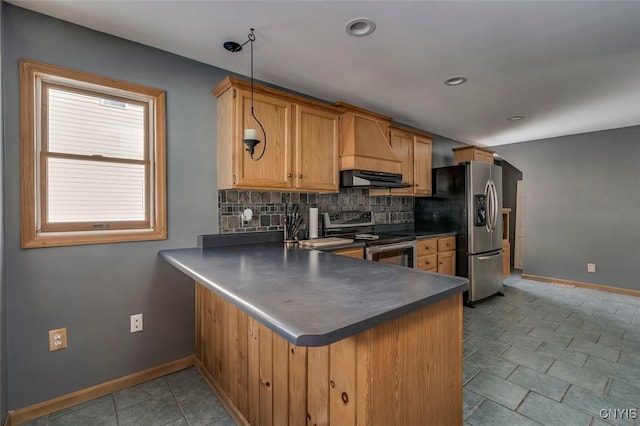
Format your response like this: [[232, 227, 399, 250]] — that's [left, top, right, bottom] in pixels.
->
[[160, 238, 468, 426]]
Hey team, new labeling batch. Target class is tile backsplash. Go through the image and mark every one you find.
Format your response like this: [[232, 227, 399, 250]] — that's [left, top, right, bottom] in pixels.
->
[[218, 188, 414, 234]]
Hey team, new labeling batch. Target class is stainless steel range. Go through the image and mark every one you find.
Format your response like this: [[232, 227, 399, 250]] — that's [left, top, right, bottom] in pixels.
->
[[322, 211, 417, 268]]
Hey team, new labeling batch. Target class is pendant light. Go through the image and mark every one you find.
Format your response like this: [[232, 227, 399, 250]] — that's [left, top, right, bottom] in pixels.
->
[[224, 28, 267, 161]]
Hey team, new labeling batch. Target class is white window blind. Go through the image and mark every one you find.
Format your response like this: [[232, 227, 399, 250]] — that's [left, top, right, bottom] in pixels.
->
[[47, 88, 145, 160], [43, 85, 149, 226], [47, 158, 146, 223]]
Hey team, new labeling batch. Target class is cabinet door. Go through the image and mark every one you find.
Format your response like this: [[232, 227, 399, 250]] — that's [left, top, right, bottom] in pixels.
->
[[417, 254, 437, 271], [235, 90, 292, 188], [389, 129, 414, 195], [483, 151, 495, 164], [417, 238, 437, 257], [502, 240, 510, 278], [413, 136, 432, 196], [294, 105, 339, 192], [437, 236, 455, 252], [332, 247, 364, 258], [437, 251, 456, 275]]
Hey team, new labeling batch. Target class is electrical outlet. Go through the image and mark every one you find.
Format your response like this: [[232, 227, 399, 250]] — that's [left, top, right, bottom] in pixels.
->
[[130, 314, 143, 333], [49, 328, 67, 351], [587, 263, 597, 273]]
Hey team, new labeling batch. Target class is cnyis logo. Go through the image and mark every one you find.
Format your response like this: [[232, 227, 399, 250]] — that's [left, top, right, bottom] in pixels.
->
[[599, 408, 638, 420]]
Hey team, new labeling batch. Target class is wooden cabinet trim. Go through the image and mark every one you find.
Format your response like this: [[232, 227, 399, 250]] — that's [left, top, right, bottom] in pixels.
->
[[214, 76, 342, 113], [333, 101, 392, 122], [452, 145, 494, 154]]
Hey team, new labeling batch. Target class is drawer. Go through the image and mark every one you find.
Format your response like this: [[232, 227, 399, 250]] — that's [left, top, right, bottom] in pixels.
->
[[438, 236, 456, 252], [332, 247, 364, 259], [417, 238, 437, 256], [417, 254, 437, 271]]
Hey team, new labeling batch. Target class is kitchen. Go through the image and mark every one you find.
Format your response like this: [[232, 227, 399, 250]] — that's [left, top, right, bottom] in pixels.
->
[[1, 1, 640, 426]]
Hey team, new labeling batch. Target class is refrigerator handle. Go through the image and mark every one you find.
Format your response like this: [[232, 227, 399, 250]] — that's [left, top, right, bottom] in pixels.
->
[[478, 252, 502, 261], [491, 180, 500, 230], [484, 180, 492, 233], [489, 180, 497, 231]]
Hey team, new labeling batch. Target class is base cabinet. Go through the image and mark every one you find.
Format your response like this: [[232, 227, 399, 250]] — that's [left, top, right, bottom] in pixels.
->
[[195, 282, 463, 426], [417, 235, 456, 275], [331, 247, 364, 259], [502, 240, 511, 278]]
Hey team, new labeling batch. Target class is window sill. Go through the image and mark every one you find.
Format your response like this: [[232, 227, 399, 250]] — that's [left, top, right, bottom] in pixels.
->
[[21, 227, 167, 248]]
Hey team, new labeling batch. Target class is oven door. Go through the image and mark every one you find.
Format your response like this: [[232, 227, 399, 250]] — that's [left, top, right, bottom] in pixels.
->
[[366, 241, 417, 268]]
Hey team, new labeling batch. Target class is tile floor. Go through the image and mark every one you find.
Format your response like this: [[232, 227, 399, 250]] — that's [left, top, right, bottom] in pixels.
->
[[464, 273, 640, 426], [21, 367, 234, 426], [20, 273, 640, 426]]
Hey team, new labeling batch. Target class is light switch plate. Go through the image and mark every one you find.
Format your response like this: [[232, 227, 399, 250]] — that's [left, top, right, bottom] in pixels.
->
[[130, 313, 143, 333]]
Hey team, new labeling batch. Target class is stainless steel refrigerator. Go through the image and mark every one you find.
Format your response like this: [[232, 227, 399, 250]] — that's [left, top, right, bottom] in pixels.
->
[[415, 161, 503, 306]]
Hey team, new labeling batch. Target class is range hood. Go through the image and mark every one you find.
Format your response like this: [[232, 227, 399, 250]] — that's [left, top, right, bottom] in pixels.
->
[[335, 102, 402, 175], [341, 170, 411, 188]]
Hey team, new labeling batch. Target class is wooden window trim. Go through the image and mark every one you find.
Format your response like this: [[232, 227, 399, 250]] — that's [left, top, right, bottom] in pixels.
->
[[20, 59, 167, 248]]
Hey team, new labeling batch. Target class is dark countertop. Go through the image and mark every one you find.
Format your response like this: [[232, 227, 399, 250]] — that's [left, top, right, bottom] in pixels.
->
[[414, 231, 457, 239], [318, 241, 366, 251], [159, 242, 468, 347]]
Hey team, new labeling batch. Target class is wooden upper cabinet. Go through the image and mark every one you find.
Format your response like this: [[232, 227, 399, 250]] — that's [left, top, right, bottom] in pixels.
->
[[387, 128, 432, 197], [453, 145, 495, 165], [294, 105, 339, 192], [215, 77, 340, 192], [413, 135, 432, 196], [234, 89, 292, 188], [389, 129, 414, 195]]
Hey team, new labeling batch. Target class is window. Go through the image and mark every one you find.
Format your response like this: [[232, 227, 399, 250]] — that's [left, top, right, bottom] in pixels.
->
[[20, 59, 166, 247]]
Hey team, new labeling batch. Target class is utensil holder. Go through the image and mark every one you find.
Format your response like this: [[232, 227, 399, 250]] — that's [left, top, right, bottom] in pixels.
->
[[283, 239, 298, 248]]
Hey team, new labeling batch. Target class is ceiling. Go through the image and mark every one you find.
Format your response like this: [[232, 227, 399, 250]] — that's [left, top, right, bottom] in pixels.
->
[[10, 1, 640, 147]]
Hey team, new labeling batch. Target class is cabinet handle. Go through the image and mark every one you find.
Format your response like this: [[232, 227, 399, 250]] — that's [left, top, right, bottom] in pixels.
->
[[299, 174, 303, 179], [287, 173, 292, 178], [233, 175, 237, 184]]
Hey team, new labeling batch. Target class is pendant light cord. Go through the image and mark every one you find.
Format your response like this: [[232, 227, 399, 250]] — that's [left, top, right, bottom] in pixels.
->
[[248, 28, 267, 161]]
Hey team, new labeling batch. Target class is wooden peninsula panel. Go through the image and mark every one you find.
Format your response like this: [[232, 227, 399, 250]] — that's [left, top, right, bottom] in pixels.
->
[[195, 282, 463, 426]]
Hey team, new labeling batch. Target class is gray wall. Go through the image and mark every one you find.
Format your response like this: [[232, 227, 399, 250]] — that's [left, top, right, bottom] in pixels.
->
[[494, 126, 640, 291], [0, 1, 8, 422], [3, 4, 226, 408], [431, 134, 466, 168], [497, 159, 523, 266]]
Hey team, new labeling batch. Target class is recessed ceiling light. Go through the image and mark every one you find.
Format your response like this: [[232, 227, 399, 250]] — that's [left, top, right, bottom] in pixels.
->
[[444, 76, 467, 86], [346, 18, 376, 37], [508, 115, 526, 121]]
